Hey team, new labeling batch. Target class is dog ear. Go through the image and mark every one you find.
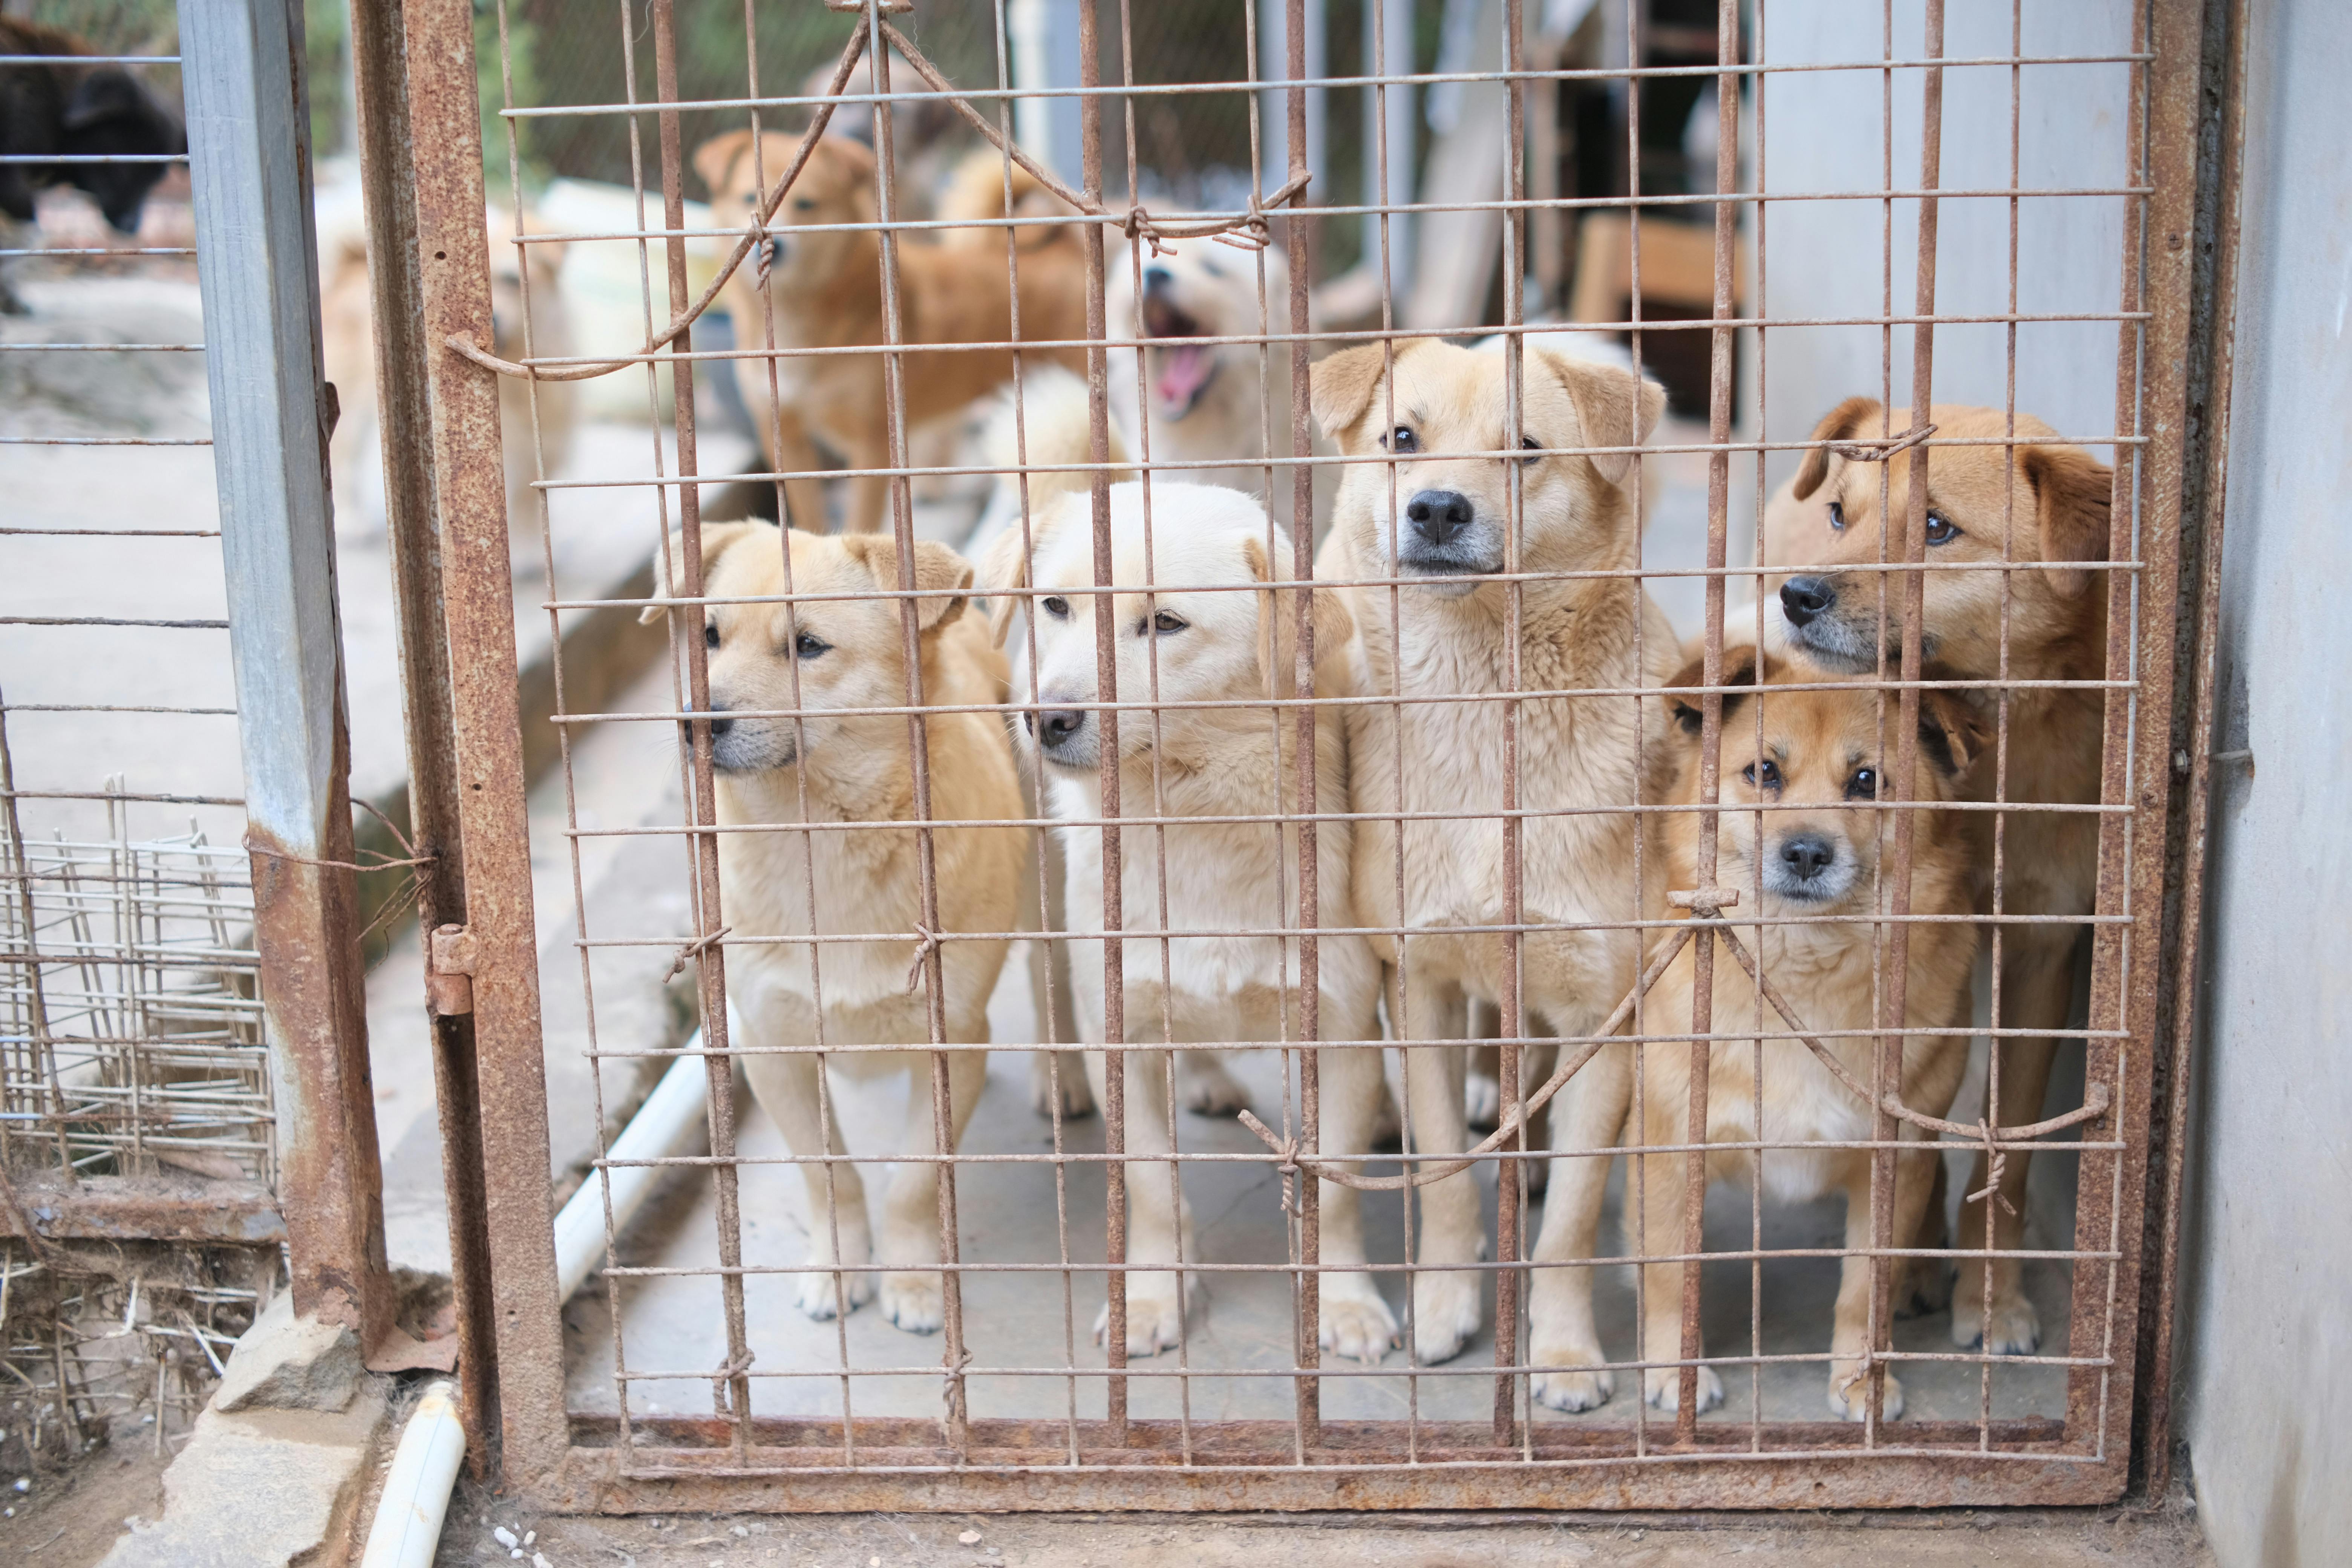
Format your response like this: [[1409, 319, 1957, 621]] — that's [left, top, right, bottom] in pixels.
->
[[63, 70, 147, 133], [2020, 443, 2113, 600], [1916, 681, 1992, 781], [639, 522, 772, 625], [1534, 349, 1666, 487], [691, 130, 753, 199], [1663, 643, 1762, 737], [977, 504, 1065, 649], [838, 536, 975, 633], [1309, 341, 1397, 442], [1242, 534, 1352, 698], [1792, 396, 1884, 502]]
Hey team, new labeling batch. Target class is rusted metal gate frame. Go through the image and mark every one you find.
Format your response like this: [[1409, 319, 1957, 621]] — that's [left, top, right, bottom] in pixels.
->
[[344, 0, 2240, 1512]]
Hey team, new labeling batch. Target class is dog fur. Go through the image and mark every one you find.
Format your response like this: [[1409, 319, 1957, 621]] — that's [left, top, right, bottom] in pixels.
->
[[1635, 645, 1986, 1419], [1766, 398, 2112, 1357], [320, 213, 575, 550], [695, 131, 1089, 533], [1309, 336, 1678, 1388], [980, 477, 1397, 1361], [640, 522, 1025, 1334]]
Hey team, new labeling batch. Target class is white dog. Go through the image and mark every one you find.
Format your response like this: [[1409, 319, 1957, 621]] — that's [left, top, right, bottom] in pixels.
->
[[981, 475, 1400, 1362]]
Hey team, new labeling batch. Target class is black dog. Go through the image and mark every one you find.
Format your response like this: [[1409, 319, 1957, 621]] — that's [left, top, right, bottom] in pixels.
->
[[1, 19, 183, 308]]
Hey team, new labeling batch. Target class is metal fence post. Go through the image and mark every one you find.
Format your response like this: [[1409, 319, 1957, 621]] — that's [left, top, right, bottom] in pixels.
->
[[181, 0, 392, 1344]]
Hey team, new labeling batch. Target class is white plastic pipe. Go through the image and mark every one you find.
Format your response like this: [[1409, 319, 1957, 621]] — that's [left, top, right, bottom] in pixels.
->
[[358, 1380, 464, 1568], [552, 1018, 721, 1302]]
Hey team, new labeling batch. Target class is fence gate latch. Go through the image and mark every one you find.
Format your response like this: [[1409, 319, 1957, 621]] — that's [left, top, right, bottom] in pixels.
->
[[426, 923, 479, 1016]]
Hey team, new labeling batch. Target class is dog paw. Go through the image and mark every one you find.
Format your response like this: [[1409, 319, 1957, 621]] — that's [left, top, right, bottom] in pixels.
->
[[1031, 1052, 1096, 1119], [1178, 1054, 1250, 1116], [1095, 1273, 1189, 1357], [1951, 1288, 2042, 1356], [1643, 1364, 1725, 1415], [1530, 1340, 1615, 1412], [1827, 1363, 1906, 1422], [795, 1262, 874, 1322], [1464, 1070, 1501, 1130], [1893, 1258, 1954, 1320], [1318, 1281, 1400, 1365], [1409, 1271, 1483, 1365], [880, 1271, 946, 1334]]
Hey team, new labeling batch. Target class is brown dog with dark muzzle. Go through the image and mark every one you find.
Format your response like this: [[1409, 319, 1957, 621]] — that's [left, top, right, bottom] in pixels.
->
[[1764, 399, 2112, 1358]]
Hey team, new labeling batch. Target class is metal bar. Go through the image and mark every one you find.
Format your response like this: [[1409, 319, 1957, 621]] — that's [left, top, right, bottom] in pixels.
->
[[0, 1171, 284, 1243], [346, 0, 499, 1464], [1281, 0, 1324, 1456], [393, 0, 568, 1485], [181, 0, 391, 1346], [2061, 0, 2211, 1489], [2138, 0, 2247, 1501]]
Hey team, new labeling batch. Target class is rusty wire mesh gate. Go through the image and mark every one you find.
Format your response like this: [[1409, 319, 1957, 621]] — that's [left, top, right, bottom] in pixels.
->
[[349, 0, 2235, 1513]]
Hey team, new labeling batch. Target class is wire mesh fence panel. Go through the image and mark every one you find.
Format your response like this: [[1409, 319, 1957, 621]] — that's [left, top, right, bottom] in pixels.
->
[[407, 0, 2215, 1510]]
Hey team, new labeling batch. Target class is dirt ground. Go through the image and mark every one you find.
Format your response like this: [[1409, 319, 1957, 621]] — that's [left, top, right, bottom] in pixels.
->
[[0, 1441, 168, 1566], [436, 1493, 2213, 1568]]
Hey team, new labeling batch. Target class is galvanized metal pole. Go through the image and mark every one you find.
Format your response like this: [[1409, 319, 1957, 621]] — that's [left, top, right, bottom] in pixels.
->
[[181, 0, 392, 1346]]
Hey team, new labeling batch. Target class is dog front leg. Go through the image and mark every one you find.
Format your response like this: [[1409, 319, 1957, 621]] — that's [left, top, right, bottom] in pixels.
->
[[741, 1044, 873, 1321], [767, 405, 833, 535], [1635, 1093, 1721, 1414], [1088, 1045, 1194, 1356], [1392, 966, 1483, 1365], [1527, 1039, 1631, 1411], [1312, 1013, 1401, 1364], [1953, 932, 2074, 1356], [876, 1043, 990, 1335], [1828, 1137, 1940, 1421]]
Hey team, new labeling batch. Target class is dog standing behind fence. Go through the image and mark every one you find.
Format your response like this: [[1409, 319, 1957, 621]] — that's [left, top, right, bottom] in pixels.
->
[[1311, 336, 1677, 1384], [982, 474, 1398, 1361], [1767, 400, 2113, 1360], [642, 521, 1024, 1334], [1634, 645, 1987, 1419]]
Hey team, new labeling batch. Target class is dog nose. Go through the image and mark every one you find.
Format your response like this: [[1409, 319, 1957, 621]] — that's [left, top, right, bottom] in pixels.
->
[[1144, 265, 1173, 292], [1038, 709, 1088, 748], [1405, 490, 1473, 547], [1779, 833, 1835, 881], [1780, 575, 1835, 627], [680, 711, 732, 742]]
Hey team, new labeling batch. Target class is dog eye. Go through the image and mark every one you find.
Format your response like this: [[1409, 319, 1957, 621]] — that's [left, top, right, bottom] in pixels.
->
[[704, 620, 720, 649], [1827, 500, 1845, 531], [1847, 766, 1879, 799], [1148, 609, 1188, 635], [1041, 595, 1070, 619], [1380, 426, 1418, 455], [1743, 760, 1780, 789], [1520, 436, 1544, 464], [1924, 511, 1959, 546], [793, 196, 816, 213], [793, 631, 829, 659]]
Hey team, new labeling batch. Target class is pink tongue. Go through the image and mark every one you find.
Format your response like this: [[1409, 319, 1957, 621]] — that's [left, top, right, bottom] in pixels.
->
[[1156, 343, 1212, 411]]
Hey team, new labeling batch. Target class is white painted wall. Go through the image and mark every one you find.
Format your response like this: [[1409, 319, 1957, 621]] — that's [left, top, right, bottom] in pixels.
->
[[2178, 5, 2352, 1565], [1752, 0, 2133, 490]]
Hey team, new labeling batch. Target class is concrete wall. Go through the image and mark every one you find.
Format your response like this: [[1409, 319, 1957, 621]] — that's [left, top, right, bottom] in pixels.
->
[[1752, 0, 2133, 489], [2177, 5, 2352, 1565]]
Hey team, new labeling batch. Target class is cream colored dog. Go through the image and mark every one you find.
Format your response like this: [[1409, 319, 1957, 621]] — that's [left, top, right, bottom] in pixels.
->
[[320, 212, 575, 550], [1310, 337, 1676, 1392], [1635, 645, 1985, 1419], [980, 478, 1396, 1361], [642, 522, 1024, 1333]]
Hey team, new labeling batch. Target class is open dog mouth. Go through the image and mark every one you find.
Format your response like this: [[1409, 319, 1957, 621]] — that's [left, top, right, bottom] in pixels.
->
[[1141, 293, 1217, 419]]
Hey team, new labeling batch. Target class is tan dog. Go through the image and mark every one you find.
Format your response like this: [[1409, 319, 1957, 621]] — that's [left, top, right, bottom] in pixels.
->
[[1766, 399, 2111, 1358], [695, 131, 1089, 533], [1635, 646, 1985, 1418], [320, 214, 574, 550], [640, 522, 1024, 1333], [981, 478, 1395, 1360], [1309, 337, 1677, 1390]]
